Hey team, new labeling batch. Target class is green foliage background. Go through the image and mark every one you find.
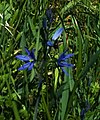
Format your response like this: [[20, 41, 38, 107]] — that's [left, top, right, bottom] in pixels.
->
[[0, 0, 100, 120]]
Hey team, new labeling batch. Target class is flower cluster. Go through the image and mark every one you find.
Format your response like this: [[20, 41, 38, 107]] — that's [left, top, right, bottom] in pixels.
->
[[16, 27, 74, 76], [57, 50, 74, 75], [16, 48, 74, 76], [16, 48, 36, 71]]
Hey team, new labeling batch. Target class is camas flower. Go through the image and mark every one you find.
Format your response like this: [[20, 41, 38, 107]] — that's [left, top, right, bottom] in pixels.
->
[[42, 17, 47, 29], [46, 8, 53, 23], [80, 101, 90, 120], [80, 108, 85, 120], [57, 50, 74, 75], [47, 27, 64, 46], [52, 27, 64, 41], [16, 48, 36, 71]]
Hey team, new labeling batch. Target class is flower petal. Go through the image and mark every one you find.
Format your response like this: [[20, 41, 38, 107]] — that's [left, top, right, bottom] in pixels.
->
[[38, 79, 43, 89], [16, 55, 30, 61], [46, 8, 52, 18], [47, 40, 54, 46], [42, 17, 47, 29], [58, 62, 65, 67], [60, 62, 74, 67], [80, 108, 85, 119], [28, 62, 34, 71], [25, 47, 31, 56], [62, 53, 74, 61], [58, 50, 68, 62], [30, 49, 35, 60], [61, 67, 69, 76], [25, 47, 35, 60], [18, 62, 31, 70], [52, 28, 64, 40], [46, 8, 53, 23]]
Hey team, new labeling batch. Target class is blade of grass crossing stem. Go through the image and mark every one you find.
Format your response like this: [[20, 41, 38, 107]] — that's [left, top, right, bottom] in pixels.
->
[[72, 16, 83, 75], [61, 58, 74, 119], [60, 31, 71, 120], [16, 32, 23, 42], [64, 50, 100, 120], [42, 93, 52, 120]]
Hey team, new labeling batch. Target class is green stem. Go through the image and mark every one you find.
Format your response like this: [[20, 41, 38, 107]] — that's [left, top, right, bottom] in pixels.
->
[[42, 92, 52, 120], [24, 71, 29, 108]]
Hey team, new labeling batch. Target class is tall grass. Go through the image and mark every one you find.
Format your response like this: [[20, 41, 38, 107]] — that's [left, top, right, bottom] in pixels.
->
[[0, 0, 100, 120]]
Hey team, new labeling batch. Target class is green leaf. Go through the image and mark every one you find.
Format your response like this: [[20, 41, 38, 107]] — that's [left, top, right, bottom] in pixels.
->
[[54, 68, 59, 93]]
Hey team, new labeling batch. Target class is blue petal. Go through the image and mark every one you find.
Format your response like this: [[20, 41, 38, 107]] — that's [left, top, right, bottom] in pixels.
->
[[46, 8, 53, 23], [61, 67, 69, 76], [18, 62, 31, 70], [28, 62, 34, 70], [30, 49, 35, 60], [60, 62, 74, 67], [46, 8, 52, 19], [43, 17, 47, 29], [25, 47, 35, 60], [58, 62, 65, 67], [52, 28, 64, 40], [62, 53, 74, 61], [38, 79, 43, 89], [80, 108, 85, 117], [58, 50, 68, 61], [47, 40, 54, 46], [25, 47, 31, 56], [16, 55, 30, 61]]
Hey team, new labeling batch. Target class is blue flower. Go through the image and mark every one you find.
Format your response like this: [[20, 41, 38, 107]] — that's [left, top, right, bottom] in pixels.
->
[[80, 100, 90, 120], [42, 17, 47, 29], [47, 27, 64, 46], [47, 40, 54, 46], [52, 27, 64, 41], [80, 108, 85, 120], [16, 48, 36, 71], [57, 50, 74, 75], [46, 8, 53, 23], [85, 100, 90, 112]]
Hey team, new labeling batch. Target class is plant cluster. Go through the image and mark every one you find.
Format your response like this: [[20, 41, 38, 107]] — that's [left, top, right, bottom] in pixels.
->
[[0, 0, 100, 120]]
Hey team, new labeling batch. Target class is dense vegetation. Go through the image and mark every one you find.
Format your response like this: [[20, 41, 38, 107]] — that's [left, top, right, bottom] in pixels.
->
[[0, 0, 100, 120]]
